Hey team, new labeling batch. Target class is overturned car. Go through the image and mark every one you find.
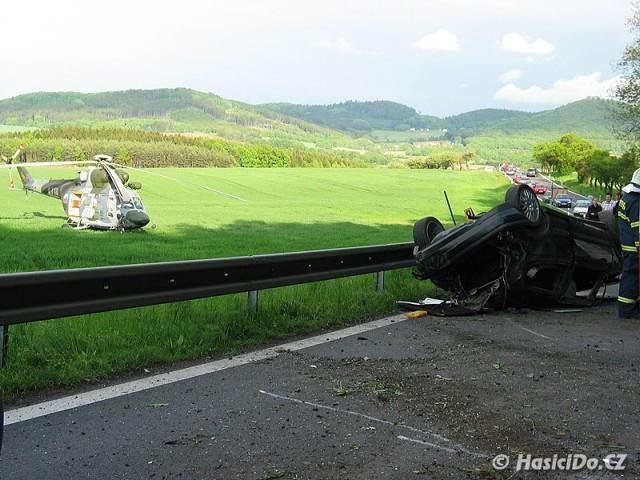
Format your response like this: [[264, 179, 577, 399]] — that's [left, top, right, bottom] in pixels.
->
[[408, 185, 622, 315]]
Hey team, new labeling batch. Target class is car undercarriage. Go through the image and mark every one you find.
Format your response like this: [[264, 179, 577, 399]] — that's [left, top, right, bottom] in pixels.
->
[[404, 185, 622, 315]]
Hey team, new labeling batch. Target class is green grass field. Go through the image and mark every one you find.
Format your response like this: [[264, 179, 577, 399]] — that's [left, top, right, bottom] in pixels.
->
[[0, 125, 36, 133], [0, 168, 509, 397]]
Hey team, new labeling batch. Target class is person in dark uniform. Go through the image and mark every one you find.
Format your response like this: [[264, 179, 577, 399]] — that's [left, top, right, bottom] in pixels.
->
[[613, 191, 623, 217], [617, 169, 640, 318], [586, 196, 602, 220]]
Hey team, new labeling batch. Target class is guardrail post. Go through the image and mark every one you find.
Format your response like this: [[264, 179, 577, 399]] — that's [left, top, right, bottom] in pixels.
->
[[248, 290, 259, 314], [0, 323, 8, 368], [376, 271, 385, 292]]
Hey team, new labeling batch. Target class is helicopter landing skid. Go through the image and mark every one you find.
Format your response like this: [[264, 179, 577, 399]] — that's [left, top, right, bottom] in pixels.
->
[[62, 219, 89, 230]]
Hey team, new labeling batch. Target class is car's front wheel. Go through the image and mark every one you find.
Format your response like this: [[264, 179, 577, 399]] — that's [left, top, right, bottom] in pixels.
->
[[505, 184, 542, 226], [413, 216, 445, 250]]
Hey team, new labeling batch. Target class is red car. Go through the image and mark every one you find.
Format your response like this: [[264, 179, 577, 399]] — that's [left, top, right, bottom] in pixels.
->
[[530, 183, 547, 194], [513, 175, 522, 184]]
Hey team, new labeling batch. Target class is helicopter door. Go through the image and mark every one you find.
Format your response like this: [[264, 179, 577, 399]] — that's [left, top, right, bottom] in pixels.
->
[[79, 193, 96, 220], [66, 192, 83, 220], [98, 193, 115, 223], [100, 190, 118, 225]]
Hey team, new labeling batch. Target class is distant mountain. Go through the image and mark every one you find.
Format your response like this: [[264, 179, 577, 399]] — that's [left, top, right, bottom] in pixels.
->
[[0, 89, 622, 156], [485, 97, 618, 137], [437, 97, 616, 137], [444, 108, 530, 130], [262, 100, 444, 132], [0, 88, 357, 148], [262, 97, 620, 144]]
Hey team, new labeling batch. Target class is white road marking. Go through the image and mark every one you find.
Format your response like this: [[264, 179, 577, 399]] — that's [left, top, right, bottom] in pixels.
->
[[397, 435, 457, 454], [259, 389, 486, 458], [5, 315, 408, 426], [518, 325, 554, 341]]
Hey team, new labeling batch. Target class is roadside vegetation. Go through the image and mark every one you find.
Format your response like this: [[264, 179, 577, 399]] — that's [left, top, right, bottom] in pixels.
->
[[532, 133, 638, 194]]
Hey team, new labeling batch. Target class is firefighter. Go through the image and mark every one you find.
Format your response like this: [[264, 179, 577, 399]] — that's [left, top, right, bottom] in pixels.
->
[[617, 168, 640, 318]]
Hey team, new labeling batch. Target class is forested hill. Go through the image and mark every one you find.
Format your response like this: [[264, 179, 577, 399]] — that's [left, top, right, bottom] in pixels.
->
[[444, 108, 531, 130], [0, 88, 357, 148], [262, 100, 444, 132], [0, 89, 619, 147], [269, 97, 618, 138], [444, 98, 617, 137]]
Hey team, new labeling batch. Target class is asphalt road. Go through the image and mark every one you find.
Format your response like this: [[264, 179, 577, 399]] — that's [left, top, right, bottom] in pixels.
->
[[1, 303, 639, 479], [506, 171, 586, 207]]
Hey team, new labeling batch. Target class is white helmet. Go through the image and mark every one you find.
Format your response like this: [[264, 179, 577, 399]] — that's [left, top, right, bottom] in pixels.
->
[[633, 168, 640, 186]]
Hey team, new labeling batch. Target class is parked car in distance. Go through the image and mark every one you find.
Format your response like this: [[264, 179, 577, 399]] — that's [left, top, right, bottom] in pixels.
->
[[552, 194, 573, 208], [526, 168, 537, 177], [519, 178, 531, 185], [513, 175, 522, 183], [530, 183, 547, 194], [572, 199, 590, 217], [506, 167, 516, 176]]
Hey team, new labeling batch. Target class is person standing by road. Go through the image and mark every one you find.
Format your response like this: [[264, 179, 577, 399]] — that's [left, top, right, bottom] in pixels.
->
[[586, 197, 602, 220], [617, 170, 640, 318], [602, 192, 616, 212], [613, 192, 623, 217]]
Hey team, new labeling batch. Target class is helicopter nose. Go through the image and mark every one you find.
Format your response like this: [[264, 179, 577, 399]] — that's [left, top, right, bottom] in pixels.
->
[[125, 210, 150, 227]]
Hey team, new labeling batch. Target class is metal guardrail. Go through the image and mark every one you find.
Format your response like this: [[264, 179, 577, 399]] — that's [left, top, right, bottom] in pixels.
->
[[0, 242, 416, 366]]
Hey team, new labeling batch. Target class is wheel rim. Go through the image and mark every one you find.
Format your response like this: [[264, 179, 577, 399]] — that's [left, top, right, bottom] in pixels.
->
[[519, 188, 540, 223]]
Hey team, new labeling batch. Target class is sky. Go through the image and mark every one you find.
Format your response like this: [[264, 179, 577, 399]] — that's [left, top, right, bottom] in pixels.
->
[[0, 0, 635, 116]]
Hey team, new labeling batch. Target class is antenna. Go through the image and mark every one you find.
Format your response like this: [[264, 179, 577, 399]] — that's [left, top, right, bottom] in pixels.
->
[[444, 191, 456, 226]]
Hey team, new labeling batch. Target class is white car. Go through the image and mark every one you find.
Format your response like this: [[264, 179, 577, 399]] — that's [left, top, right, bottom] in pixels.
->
[[572, 199, 590, 217]]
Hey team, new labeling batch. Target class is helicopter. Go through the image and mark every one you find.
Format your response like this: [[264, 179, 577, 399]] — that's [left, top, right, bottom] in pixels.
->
[[1, 147, 151, 231]]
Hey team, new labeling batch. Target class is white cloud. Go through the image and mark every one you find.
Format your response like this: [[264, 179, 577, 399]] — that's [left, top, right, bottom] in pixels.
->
[[315, 38, 367, 55], [498, 68, 523, 83], [494, 72, 621, 105], [414, 29, 460, 52], [500, 32, 555, 56]]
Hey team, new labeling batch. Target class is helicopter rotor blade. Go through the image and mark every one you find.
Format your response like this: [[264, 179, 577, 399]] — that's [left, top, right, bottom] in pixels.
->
[[0, 160, 97, 169], [105, 162, 247, 202], [101, 163, 132, 203]]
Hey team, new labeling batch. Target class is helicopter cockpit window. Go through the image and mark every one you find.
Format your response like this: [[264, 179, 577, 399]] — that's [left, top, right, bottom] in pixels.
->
[[132, 196, 144, 210]]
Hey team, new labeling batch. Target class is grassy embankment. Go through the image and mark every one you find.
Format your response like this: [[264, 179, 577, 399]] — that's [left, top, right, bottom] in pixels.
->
[[0, 168, 508, 397], [554, 173, 614, 199]]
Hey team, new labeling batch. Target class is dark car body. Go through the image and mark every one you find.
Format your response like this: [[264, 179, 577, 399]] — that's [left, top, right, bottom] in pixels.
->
[[411, 185, 621, 313], [526, 168, 537, 177], [552, 194, 572, 208]]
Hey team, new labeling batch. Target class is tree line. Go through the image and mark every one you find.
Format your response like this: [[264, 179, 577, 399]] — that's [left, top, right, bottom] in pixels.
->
[[0, 127, 367, 168], [406, 150, 476, 170], [533, 133, 638, 192]]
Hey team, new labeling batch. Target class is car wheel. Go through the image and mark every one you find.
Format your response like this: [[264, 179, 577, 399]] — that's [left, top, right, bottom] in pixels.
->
[[413, 217, 445, 249], [505, 184, 542, 226]]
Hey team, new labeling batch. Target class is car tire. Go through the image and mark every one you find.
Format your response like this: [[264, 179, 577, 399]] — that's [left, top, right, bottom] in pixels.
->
[[413, 217, 445, 249], [505, 184, 542, 227]]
